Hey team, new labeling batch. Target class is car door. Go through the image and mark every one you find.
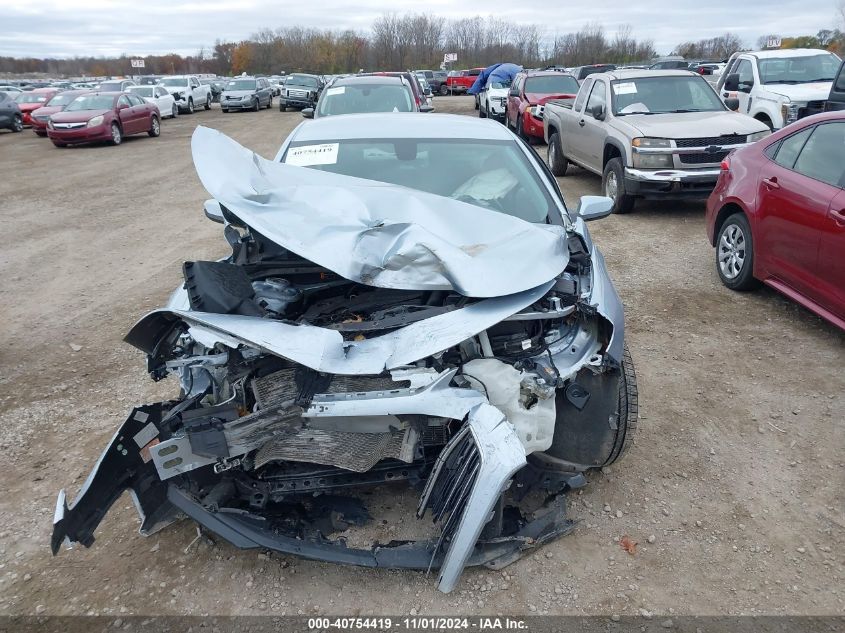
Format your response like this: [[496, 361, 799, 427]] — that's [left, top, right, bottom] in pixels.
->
[[116, 95, 137, 133], [507, 75, 523, 127], [724, 58, 754, 115], [756, 124, 836, 301], [156, 86, 172, 113], [568, 79, 605, 169], [801, 122, 845, 319], [260, 79, 270, 105], [562, 78, 593, 164]]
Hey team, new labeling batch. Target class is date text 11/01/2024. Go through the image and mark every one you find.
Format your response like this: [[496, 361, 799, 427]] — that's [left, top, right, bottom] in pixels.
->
[[307, 617, 528, 630]]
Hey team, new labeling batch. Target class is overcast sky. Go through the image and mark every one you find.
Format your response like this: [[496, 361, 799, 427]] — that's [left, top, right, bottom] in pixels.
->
[[1, 0, 839, 59]]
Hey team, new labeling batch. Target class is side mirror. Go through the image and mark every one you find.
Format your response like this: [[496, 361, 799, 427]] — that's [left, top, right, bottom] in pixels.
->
[[723, 73, 739, 92], [724, 97, 740, 111], [739, 80, 754, 93], [577, 195, 613, 221], [419, 104, 434, 113], [590, 104, 605, 120], [301, 107, 314, 118], [203, 199, 225, 224]]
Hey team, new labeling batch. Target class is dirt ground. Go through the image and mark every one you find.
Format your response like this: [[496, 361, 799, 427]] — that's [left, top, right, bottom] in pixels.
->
[[0, 96, 842, 618]]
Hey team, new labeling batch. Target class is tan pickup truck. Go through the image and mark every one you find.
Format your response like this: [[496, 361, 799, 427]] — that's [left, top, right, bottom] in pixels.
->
[[542, 69, 771, 213]]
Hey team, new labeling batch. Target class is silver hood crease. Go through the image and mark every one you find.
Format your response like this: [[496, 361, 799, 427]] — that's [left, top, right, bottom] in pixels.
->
[[190, 126, 569, 298]]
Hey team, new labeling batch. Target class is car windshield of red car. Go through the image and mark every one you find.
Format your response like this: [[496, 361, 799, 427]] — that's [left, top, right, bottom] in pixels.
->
[[525, 75, 580, 94], [15, 93, 50, 104], [46, 93, 78, 107], [65, 95, 116, 112]]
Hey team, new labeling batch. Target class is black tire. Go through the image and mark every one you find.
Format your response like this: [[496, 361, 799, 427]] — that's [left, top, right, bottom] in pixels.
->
[[279, 103, 286, 112], [11, 114, 22, 133], [187, 98, 194, 114], [148, 115, 160, 137], [602, 158, 635, 214], [474, 96, 479, 110], [204, 98, 211, 110], [252, 98, 259, 112], [603, 344, 639, 466], [51, 141, 67, 147], [171, 103, 179, 118], [221, 108, 229, 113], [109, 122, 122, 146], [478, 101, 487, 118], [715, 212, 760, 291], [35, 130, 47, 137], [515, 116, 529, 142], [439, 85, 448, 96], [547, 132, 568, 177], [266, 96, 273, 109]]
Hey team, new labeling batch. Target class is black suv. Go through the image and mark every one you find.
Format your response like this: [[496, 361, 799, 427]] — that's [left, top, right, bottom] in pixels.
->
[[825, 60, 845, 112], [279, 73, 324, 111], [0, 91, 23, 133]]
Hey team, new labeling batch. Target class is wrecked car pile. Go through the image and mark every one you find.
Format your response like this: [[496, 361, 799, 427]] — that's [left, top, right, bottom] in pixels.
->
[[52, 122, 637, 592]]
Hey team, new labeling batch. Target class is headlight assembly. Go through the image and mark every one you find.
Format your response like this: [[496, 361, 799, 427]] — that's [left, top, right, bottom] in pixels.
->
[[87, 115, 104, 127]]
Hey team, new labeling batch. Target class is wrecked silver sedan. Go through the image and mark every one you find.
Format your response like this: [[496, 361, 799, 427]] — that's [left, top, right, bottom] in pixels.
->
[[51, 114, 637, 593]]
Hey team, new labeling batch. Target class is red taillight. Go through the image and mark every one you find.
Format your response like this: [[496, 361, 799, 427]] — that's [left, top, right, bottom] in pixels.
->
[[720, 157, 731, 171]]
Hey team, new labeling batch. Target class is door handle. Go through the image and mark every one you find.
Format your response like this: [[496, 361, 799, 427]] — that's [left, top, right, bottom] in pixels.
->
[[578, 119, 586, 127], [762, 177, 780, 190], [831, 208, 845, 226]]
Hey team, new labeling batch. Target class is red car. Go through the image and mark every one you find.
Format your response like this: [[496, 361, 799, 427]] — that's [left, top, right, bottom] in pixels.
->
[[505, 71, 580, 141], [445, 68, 484, 94], [30, 90, 91, 136], [706, 111, 845, 330], [47, 92, 160, 147], [14, 88, 59, 126]]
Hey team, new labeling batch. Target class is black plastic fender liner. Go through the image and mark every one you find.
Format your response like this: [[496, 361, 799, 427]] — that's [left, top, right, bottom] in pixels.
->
[[166, 484, 577, 572], [51, 404, 176, 555]]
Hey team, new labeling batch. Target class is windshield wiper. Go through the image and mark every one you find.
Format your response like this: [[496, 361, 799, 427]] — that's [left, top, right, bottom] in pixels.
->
[[764, 80, 801, 84], [797, 78, 834, 83], [667, 109, 710, 113], [615, 111, 657, 116]]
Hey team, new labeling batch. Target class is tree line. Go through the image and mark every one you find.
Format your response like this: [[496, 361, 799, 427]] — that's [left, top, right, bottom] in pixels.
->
[[0, 12, 841, 78]]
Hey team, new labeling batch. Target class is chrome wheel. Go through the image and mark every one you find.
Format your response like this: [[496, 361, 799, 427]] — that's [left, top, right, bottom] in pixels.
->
[[605, 170, 619, 201], [548, 140, 556, 171], [718, 223, 746, 280], [11, 114, 23, 132], [150, 116, 160, 136], [110, 123, 122, 145]]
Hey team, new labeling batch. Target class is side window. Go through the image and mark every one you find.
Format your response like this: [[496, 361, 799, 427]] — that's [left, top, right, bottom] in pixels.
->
[[573, 78, 592, 112], [469, 69, 480, 77], [835, 63, 845, 92], [191, 78, 199, 88], [157, 87, 167, 97], [735, 59, 754, 86], [117, 95, 130, 108], [793, 122, 845, 187], [773, 127, 813, 169], [585, 81, 607, 113]]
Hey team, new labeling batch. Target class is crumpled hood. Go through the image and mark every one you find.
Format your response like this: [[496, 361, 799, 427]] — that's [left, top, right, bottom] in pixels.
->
[[615, 111, 768, 138], [760, 82, 833, 102], [191, 126, 568, 298]]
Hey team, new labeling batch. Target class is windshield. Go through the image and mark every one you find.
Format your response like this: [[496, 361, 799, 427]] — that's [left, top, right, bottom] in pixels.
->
[[159, 78, 187, 87], [98, 82, 125, 91], [525, 75, 580, 94], [65, 94, 115, 111], [282, 138, 557, 223], [288, 74, 319, 87], [46, 93, 79, 106], [488, 80, 512, 89], [611, 75, 725, 114], [758, 53, 840, 84], [226, 79, 256, 90], [16, 93, 51, 104], [317, 84, 413, 116], [129, 87, 154, 97]]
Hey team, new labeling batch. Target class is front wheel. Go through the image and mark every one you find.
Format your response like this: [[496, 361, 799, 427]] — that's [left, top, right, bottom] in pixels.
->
[[478, 101, 487, 118], [171, 103, 179, 118], [204, 98, 211, 110], [110, 122, 122, 145], [266, 96, 273, 109], [439, 85, 449, 96], [716, 212, 760, 290], [474, 96, 479, 110], [148, 115, 160, 137], [187, 98, 194, 114], [11, 114, 22, 133], [547, 132, 568, 177], [252, 98, 259, 112], [602, 158, 635, 214]]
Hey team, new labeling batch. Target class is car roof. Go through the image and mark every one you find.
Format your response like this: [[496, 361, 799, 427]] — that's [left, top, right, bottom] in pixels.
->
[[291, 112, 515, 142], [522, 70, 576, 78], [745, 48, 836, 59], [600, 69, 697, 80], [334, 76, 404, 86]]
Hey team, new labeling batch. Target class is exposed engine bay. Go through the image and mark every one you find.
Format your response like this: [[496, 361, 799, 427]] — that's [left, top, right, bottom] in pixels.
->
[[51, 127, 637, 593]]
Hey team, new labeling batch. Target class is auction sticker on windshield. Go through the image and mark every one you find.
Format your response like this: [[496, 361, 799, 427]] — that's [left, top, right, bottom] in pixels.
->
[[613, 82, 637, 95], [286, 143, 339, 166]]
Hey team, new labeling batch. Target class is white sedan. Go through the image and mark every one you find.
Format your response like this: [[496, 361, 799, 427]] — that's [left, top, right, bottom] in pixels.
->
[[127, 85, 178, 118]]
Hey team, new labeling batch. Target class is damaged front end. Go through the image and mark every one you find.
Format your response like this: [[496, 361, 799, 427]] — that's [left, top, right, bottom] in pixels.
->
[[52, 127, 637, 592]]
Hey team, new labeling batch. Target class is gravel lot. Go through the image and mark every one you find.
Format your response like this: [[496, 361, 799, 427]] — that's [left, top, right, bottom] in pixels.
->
[[0, 96, 842, 618]]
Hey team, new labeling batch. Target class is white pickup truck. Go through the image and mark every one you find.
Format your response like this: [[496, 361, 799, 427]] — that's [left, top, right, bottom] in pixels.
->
[[543, 69, 770, 213], [158, 75, 212, 114], [716, 48, 841, 129]]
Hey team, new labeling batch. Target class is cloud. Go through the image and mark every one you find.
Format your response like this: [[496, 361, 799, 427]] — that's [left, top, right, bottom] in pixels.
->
[[0, 0, 837, 58]]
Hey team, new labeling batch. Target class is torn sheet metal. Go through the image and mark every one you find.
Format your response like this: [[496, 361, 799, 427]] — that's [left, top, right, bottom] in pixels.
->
[[190, 126, 568, 298], [127, 281, 554, 375]]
